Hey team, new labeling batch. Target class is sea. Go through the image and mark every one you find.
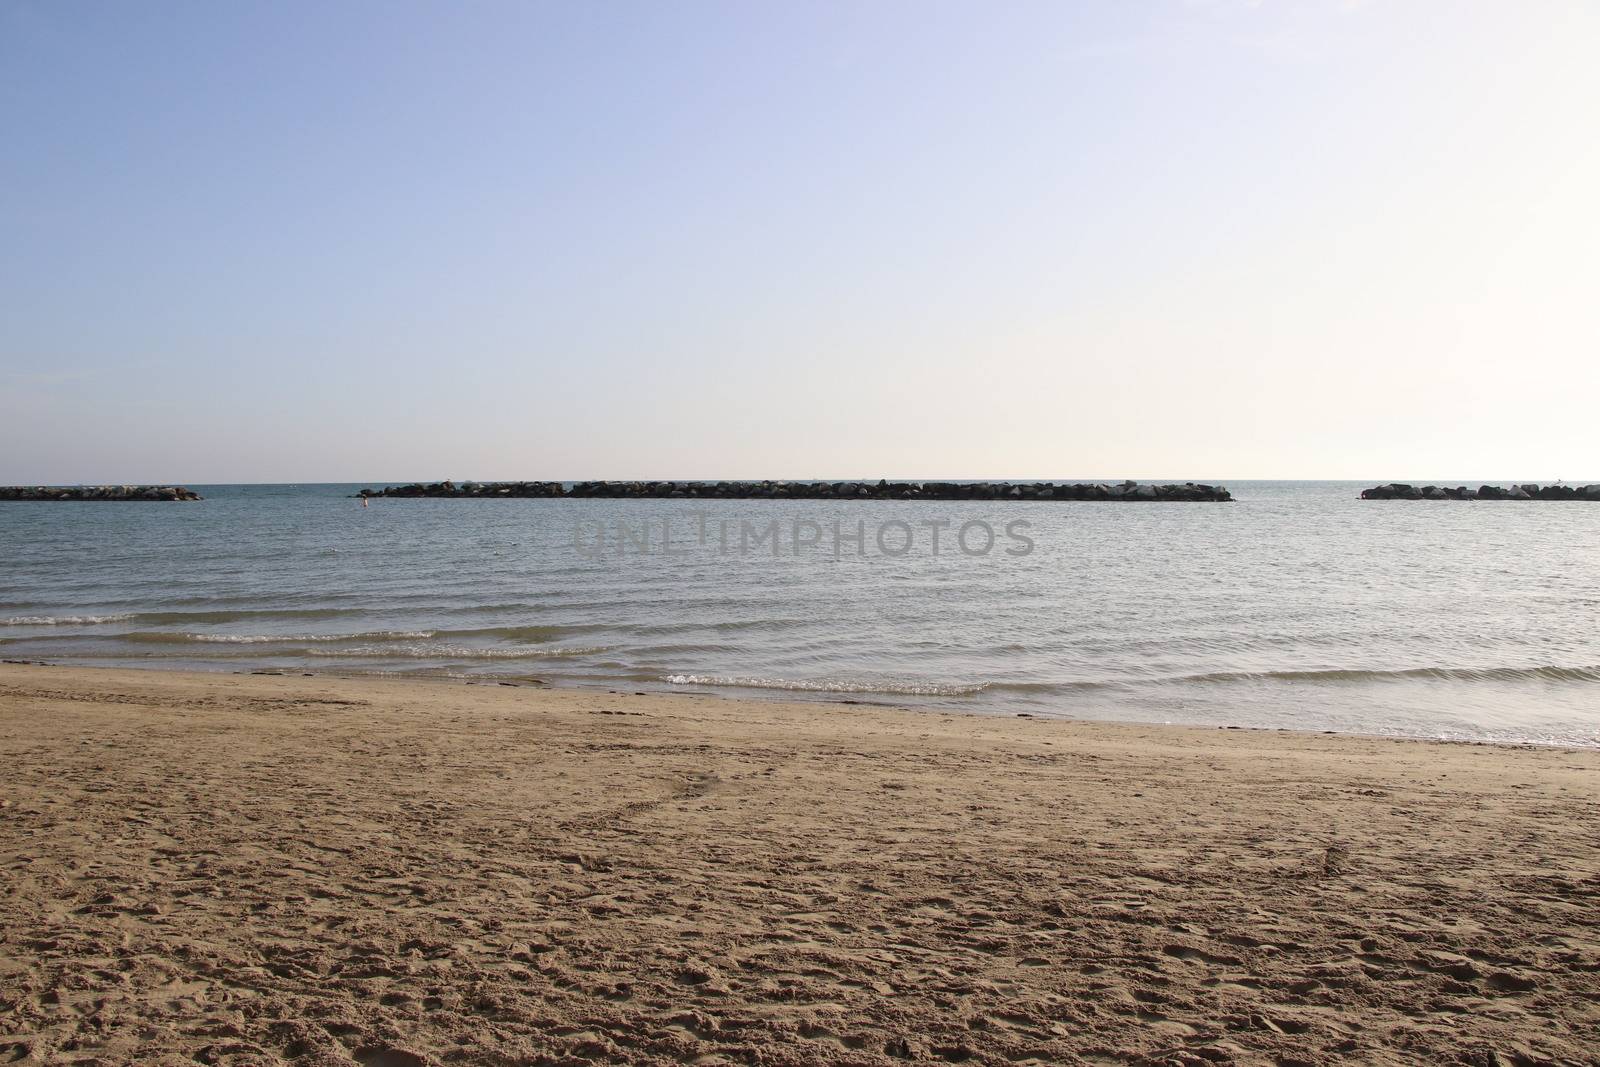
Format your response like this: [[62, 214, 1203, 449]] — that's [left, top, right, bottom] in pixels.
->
[[3, 481, 1597, 747]]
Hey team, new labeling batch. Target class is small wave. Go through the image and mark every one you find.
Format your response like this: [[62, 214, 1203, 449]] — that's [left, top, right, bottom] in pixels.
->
[[435, 602, 561, 616], [663, 674, 987, 697], [1171, 664, 1600, 686], [126, 608, 371, 625], [442, 625, 599, 642], [305, 644, 611, 660], [1, 614, 134, 626], [119, 630, 438, 644]]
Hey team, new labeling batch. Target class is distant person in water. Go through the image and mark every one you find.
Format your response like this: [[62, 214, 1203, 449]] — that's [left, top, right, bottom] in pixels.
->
[[361, 495, 369, 508]]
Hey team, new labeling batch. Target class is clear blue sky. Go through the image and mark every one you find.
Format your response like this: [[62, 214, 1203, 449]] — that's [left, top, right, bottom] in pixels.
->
[[4, 1, 1597, 483]]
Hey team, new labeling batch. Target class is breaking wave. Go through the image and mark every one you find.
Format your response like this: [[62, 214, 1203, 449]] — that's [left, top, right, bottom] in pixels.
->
[[120, 630, 438, 644], [2, 614, 134, 626], [1166, 664, 1600, 686], [663, 674, 988, 697], [305, 644, 611, 660]]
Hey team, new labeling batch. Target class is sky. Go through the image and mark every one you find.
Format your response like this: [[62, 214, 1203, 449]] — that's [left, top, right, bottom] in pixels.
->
[[3, 1, 1598, 483]]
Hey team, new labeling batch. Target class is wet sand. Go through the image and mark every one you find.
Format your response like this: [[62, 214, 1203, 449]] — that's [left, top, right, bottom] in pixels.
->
[[1, 663, 1596, 1065]]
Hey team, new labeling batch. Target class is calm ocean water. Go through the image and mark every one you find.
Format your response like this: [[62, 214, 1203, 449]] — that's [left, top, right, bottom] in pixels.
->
[[3, 481, 1598, 746]]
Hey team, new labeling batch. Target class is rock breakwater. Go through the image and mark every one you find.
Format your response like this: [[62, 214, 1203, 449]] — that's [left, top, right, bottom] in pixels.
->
[[360, 481, 563, 499], [1361, 483, 1600, 500], [0, 485, 202, 502]]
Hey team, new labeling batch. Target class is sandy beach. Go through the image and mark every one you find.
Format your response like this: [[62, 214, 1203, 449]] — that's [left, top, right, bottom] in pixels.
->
[[1, 664, 1596, 1066]]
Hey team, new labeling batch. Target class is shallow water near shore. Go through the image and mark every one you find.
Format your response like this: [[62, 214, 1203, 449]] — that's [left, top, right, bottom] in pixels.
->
[[3, 480, 1598, 746]]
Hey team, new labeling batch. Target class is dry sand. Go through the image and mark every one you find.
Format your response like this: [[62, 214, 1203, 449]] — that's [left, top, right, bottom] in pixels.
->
[[1, 663, 1597, 1066]]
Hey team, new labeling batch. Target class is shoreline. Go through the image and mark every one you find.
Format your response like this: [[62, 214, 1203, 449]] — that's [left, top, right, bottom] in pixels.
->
[[359, 479, 1234, 501], [3, 658, 1592, 752], [3, 663, 1597, 1065]]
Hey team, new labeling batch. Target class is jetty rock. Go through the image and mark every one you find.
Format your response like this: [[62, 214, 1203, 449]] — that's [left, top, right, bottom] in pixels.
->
[[360, 481, 564, 498], [0, 485, 202, 502], [360, 480, 1232, 502], [1361, 483, 1600, 501]]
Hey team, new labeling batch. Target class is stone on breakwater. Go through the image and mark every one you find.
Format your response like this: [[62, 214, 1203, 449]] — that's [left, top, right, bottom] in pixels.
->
[[0, 485, 201, 502], [361, 480, 564, 499], [1361, 482, 1596, 501], [359, 480, 1232, 501]]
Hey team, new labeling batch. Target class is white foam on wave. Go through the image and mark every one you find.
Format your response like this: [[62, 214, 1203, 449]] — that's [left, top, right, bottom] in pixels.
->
[[179, 630, 437, 643], [663, 673, 987, 697], [305, 643, 611, 660], [2, 614, 134, 626]]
